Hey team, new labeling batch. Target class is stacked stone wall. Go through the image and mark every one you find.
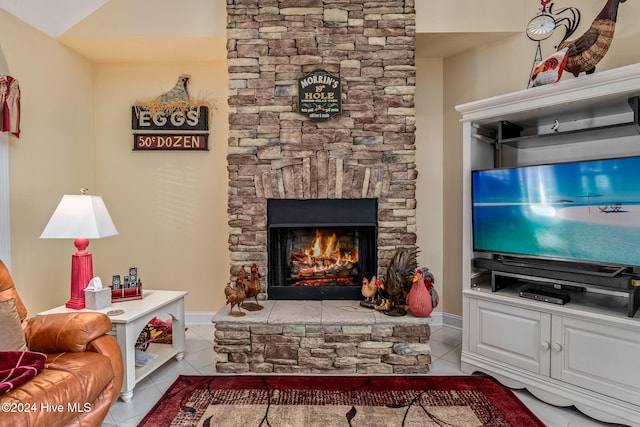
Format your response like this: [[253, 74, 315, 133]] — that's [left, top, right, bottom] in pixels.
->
[[215, 322, 431, 374], [227, 0, 417, 285]]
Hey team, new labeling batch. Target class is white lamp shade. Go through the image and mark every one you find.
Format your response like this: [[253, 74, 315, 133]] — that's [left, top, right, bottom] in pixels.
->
[[40, 195, 118, 239]]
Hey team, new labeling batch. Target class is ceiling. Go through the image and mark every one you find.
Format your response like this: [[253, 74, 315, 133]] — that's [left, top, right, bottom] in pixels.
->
[[0, 0, 515, 60], [0, 0, 106, 37]]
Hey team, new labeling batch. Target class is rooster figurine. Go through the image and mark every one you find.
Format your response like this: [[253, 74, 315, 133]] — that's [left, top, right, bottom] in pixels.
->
[[373, 277, 391, 311], [360, 275, 378, 308], [376, 247, 418, 316], [408, 267, 439, 318], [557, 0, 626, 77], [241, 263, 264, 311], [224, 280, 247, 317]]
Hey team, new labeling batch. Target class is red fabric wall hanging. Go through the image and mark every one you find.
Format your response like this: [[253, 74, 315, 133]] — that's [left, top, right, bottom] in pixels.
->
[[0, 75, 20, 138]]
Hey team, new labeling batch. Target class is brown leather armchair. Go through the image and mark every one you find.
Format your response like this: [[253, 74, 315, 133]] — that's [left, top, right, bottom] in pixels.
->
[[0, 260, 124, 426]]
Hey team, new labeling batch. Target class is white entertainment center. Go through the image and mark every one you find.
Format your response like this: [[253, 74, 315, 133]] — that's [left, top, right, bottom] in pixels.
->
[[457, 64, 640, 426]]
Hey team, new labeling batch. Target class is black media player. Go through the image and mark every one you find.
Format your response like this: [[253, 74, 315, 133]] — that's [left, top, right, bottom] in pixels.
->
[[519, 288, 570, 305]]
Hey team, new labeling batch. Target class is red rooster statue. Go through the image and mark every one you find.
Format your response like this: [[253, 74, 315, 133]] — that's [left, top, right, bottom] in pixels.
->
[[408, 267, 439, 318]]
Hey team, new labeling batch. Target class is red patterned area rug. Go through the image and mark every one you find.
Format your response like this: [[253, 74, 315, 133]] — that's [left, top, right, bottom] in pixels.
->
[[138, 375, 544, 427]]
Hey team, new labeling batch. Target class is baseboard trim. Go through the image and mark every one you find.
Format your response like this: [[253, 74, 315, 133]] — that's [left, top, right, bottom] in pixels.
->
[[186, 311, 216, 325], [441, 312, 463, 329], [187, 310, 463, 328]]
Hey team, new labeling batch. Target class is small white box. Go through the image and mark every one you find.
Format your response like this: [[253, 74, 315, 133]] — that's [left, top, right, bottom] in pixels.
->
[[85, 288, 112, 310]]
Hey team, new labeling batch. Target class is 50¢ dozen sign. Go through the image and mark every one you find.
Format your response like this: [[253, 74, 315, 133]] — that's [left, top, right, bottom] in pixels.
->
[[132, 106, 209, 151]]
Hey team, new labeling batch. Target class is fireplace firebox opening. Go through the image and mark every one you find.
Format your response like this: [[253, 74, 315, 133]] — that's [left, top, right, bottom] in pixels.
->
[[267, 199, 377, 300]]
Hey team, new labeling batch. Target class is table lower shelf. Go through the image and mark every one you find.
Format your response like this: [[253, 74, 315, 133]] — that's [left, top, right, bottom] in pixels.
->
[[135, 342, 183, 382]]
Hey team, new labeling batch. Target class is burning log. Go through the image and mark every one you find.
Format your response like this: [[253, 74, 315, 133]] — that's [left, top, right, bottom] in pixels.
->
[[291, 253, 339, 263], [291, 264, 357, 277], [290, 254, 340, 269], [288, 228, 359, 284], [291, 277, 355, 287]]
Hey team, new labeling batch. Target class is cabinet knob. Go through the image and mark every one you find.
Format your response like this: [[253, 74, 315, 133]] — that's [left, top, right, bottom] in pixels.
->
[[540, 341, 550, 350], [552, 343, 563, 352]]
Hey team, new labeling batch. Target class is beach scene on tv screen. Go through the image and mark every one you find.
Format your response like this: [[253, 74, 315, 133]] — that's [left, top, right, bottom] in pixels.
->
[[472, 156, 640, 267]]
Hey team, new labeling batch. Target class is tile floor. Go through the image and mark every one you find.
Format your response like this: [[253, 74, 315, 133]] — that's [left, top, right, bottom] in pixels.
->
[[103, 323, 621, 426]]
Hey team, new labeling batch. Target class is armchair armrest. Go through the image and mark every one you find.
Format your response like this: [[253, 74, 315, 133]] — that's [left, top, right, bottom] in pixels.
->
[[87, 335, 124, 401], [23, 312, 112, 353]]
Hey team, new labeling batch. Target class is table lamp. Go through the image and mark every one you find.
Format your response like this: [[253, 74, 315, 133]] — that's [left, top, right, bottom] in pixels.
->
[[40, 191, 118, 309]]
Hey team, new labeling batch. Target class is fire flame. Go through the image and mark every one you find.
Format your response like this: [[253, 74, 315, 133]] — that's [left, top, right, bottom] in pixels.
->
[[305, 229, 357, 266], [294, 229, 358, 276]]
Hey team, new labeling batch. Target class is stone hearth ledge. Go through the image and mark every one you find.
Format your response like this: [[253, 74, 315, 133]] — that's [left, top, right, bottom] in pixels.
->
[[212, 300, 432, 374], [213, 300, 432, 325]]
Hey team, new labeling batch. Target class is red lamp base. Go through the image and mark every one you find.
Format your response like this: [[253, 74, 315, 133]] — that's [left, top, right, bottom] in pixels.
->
[[66, 238, 93, 310]]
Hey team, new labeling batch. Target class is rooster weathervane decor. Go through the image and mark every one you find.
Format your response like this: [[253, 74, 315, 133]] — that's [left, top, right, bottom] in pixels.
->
[[526, 0, 557, 45], [527, 0, 627, 83], [526, 0, 580, 83]]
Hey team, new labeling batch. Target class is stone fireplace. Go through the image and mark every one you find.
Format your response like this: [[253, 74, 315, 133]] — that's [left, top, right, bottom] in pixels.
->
[[227, 0, 417, 297], [217, 0, 428, 376]]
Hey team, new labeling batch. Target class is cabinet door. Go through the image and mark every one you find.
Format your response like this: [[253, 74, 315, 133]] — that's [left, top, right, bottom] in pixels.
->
[[469, 299, 551, 375], [551, 316, 640, 406]]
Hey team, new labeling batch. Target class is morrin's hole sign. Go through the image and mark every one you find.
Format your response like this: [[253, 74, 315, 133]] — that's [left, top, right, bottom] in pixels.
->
[[298, 69, 342, 121]]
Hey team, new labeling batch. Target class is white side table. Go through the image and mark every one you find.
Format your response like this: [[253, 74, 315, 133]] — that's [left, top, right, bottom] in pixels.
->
[[38, 289, 187, 402]]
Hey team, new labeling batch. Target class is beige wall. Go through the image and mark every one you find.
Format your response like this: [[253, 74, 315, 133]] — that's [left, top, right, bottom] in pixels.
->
[[1, 10, 96, 314], [93, 62, 229, 312], [3, 2, 231, 314], [59, 0, 230, 312], [417, 0, 525, 33], [443, 0, 640, 103], [415, 57, 444, 312]]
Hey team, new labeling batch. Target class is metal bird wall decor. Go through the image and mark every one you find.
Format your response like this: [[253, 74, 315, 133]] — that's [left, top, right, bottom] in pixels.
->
[[548, 3, 581, 46]]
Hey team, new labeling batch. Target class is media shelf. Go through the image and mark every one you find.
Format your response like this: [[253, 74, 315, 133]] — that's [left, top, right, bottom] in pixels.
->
[[473, 258, 639, 317], [458, 65, 640, 426], [469, 279, 635, 320], [495, 96, 640, 149], [486, 268, 639, 317], [474, 257, 633, 290]]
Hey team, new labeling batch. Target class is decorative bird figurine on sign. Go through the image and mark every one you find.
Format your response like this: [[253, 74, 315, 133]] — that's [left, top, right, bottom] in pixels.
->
[[557, 0, 626, 77], [157, 74, 191, 103], [133, 73, 217, 123]]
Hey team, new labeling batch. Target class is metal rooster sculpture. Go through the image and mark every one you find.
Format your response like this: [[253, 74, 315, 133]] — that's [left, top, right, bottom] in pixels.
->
[[241, 263, 264, 311], [547, 3, 581, 45], [375, 247, 418, 316], [557, 0, 627, 77]]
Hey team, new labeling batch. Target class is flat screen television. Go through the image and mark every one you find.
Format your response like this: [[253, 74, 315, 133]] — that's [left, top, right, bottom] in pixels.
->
[[472, 155, 640, 268]]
